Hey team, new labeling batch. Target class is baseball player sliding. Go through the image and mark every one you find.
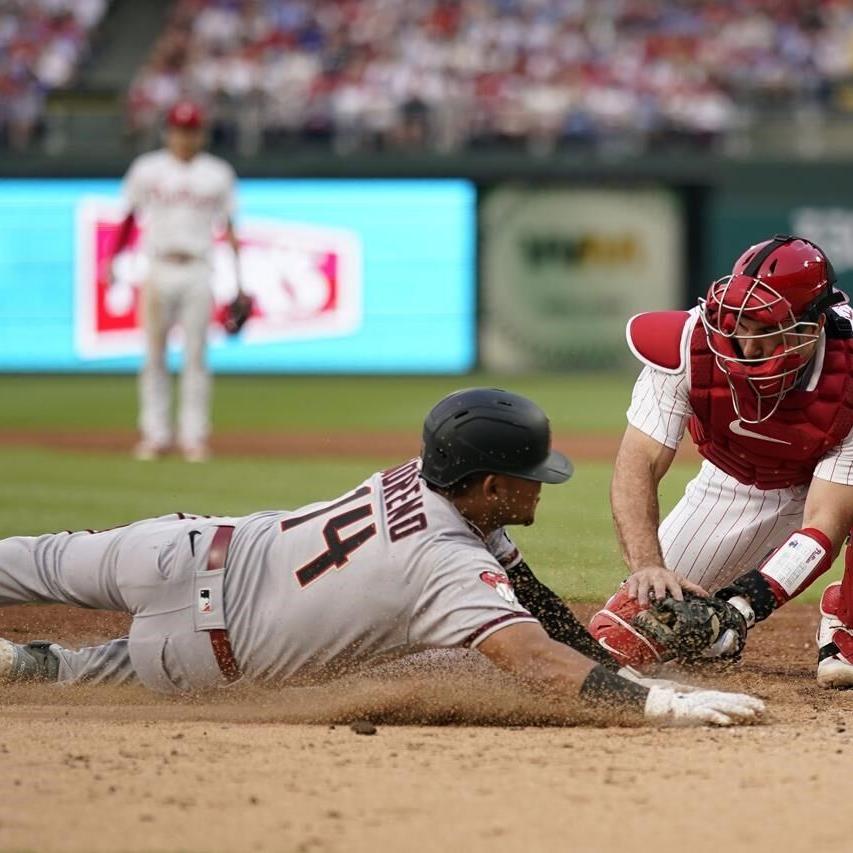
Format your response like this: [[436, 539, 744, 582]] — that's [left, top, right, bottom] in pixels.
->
[[107, 100, 244, 463], [589, 235, 853, 688], [0, 389, 763, 727]]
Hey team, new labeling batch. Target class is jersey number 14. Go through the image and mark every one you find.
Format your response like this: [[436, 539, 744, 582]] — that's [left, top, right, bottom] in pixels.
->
[[280, 486, 377, 587]]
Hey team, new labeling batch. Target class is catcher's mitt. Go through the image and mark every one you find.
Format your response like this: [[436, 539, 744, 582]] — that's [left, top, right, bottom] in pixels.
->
[[222, 292, 254, 335], [632, 593, 748, 662]]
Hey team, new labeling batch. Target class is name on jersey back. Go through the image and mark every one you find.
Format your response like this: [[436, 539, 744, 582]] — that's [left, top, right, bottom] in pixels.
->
[[380, 459, 428, 542]]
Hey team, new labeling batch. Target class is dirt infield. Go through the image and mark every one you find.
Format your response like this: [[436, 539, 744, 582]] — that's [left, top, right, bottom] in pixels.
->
[[0, 429, 846, 852], [1, 602, 851, 853]]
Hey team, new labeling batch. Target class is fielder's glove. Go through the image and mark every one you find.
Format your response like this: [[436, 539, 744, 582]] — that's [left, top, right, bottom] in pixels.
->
[[222, 292, 254, 335], [632, 592, 748, 662]]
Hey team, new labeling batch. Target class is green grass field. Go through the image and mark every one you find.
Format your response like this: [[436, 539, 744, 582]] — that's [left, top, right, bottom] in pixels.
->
[[0, 373, 633, 432], [0, 373, 840, 601]]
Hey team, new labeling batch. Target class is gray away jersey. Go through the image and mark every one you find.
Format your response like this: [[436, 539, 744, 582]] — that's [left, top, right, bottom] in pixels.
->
[[222, 459, 538, 683]]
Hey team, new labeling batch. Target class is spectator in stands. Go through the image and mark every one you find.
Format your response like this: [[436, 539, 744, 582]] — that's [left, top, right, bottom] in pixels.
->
[[120, 0, 853, 156], [0, 0, 108, 150]]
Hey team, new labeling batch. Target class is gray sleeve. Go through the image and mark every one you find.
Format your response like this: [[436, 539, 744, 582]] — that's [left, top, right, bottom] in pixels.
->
[[408, 542, 538, 650], [485, 528, 523, 569]]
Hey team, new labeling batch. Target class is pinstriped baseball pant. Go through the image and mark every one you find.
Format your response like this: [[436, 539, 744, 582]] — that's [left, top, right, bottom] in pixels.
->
[[659, 460, 808, 592], [140, 258, 213, 450]]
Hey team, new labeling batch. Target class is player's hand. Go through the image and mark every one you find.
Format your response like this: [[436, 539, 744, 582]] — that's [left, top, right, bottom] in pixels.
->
[[644, 685, 765, 727], [626, 566, 708, 606]]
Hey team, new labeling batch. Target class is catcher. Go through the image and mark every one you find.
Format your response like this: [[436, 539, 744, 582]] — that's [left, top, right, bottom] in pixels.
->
[[588, 235, 853, 681]]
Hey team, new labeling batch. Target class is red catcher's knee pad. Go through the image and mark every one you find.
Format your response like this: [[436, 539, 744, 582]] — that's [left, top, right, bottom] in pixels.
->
[[588, 586, 667, 669], [819, 582, 853, 662], [840, 539, 853, 627]]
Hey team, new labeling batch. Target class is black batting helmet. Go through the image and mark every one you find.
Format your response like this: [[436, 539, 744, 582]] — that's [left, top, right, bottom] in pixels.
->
[[420, 387, 573, 488]]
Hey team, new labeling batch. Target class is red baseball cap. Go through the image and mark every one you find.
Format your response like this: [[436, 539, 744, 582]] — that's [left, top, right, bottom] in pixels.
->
[[167, 100, 205, 129]]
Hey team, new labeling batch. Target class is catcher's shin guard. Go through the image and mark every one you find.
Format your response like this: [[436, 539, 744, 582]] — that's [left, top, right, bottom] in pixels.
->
[[588, 587, 667, 670], [816, 559, 853, 689], [816, 583, 853, 688]]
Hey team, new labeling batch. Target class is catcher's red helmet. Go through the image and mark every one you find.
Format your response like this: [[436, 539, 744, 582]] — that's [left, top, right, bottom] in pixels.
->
[[699, 235, 837, 423], [729, 235, 835, 315]]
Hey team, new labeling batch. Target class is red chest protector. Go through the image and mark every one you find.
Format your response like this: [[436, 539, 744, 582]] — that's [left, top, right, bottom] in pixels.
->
[[628, 311, 853, 489]]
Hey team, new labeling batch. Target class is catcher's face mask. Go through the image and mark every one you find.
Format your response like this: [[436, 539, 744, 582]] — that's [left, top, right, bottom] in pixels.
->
[[698, 234, 837, 424], [699, 274, 822, 423]]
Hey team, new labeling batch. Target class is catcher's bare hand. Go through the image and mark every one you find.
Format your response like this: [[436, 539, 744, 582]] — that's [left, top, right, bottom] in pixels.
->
[[626, 566, 708, 606]]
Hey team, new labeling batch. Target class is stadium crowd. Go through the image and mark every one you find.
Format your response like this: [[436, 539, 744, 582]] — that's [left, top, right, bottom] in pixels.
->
[[126, 0, 853, 154], [0, 0, 109, 150], [3, 0, 853, 155]]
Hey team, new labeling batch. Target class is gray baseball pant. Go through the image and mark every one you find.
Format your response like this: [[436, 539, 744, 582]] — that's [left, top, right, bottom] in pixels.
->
[[0, 515, 234, 693]]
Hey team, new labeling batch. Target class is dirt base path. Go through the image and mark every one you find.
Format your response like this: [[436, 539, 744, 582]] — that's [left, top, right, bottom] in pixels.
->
[[0, 430, 839, 852], [1, 603, 850, 853]]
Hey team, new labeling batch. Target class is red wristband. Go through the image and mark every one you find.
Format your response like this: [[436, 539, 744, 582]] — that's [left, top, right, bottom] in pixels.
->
[[759, 527, 834, 606]]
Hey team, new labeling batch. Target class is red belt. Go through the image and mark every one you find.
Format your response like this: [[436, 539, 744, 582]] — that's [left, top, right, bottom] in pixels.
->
[[206, 525, 241, 684]]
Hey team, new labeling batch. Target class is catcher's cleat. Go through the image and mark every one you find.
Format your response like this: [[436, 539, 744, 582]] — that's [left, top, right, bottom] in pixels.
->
[[816, 582, 853, 689], [0, 639, 61, 682]]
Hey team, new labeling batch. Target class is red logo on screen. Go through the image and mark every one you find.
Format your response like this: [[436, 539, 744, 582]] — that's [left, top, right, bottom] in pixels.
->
[[75, 198, 362, 359]]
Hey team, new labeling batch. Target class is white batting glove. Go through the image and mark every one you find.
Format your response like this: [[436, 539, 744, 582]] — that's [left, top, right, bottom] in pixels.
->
[[644, 685, 766, 727]]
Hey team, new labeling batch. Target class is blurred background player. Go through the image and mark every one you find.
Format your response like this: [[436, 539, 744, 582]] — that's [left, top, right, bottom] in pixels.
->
[[107, 99, 242, 463], [589, 235, 853, 687]]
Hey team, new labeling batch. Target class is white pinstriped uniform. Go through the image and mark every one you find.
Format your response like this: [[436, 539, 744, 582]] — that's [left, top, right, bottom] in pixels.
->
[[123, 149, 236, 451], [627, 305, 853, 592]]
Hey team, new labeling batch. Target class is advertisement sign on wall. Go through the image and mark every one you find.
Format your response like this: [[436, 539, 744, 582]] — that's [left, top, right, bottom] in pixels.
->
[[705, 190, 853, 301], [0, 179, 475, 373], [76, 198, 363, 358], [480, 186, 683, 370]]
